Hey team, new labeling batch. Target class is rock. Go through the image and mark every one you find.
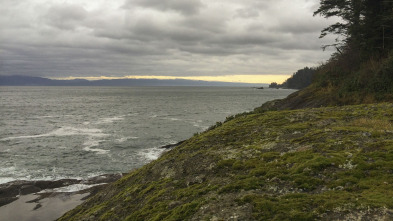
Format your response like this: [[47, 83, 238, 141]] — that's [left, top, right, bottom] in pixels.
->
[[0, 185, 19, 198], [20, 185, 41, 195], [160, 140, 185, 149], [0, 174, 124, 208], [0, 197, 18, 207]]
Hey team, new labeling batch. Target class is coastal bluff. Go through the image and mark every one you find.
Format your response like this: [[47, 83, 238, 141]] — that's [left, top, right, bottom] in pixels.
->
[[59, 102, 393, 220]]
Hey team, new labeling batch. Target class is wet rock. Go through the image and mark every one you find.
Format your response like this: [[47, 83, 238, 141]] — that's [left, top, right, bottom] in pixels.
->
[[0, 197, 18, 207], [0, 174, 124, 208], [0, 185, 19, 198], [160, 140, 185, 149], [83, 173, 124, 185], [20, 185, 41, 195]]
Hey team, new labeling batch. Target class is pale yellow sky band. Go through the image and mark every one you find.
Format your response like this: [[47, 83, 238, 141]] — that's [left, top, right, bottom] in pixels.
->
[[52, 75, 290, 84]]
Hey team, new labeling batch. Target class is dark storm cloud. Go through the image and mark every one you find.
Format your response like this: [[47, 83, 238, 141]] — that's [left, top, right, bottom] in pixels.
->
[[0, 0, 335, 78]]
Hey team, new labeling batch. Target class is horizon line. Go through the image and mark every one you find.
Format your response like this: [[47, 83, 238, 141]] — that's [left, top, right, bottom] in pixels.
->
[[49, 75, 290, 84]]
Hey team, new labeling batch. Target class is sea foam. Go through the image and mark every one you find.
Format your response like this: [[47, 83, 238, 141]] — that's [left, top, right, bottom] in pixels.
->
[[82, 138, 109, 154], [0, 126, 108, 141], [40, 183, 106, 193], [95, 116, 124, 124], [138, 147, 167, 161]]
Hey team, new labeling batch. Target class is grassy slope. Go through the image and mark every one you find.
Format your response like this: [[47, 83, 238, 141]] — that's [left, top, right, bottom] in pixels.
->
[[59, 103, 393, 220], [259, 53, 393, 110]]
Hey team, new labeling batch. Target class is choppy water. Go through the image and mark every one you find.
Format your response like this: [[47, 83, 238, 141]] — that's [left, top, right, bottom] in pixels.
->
[[0, 86, 294, 184]]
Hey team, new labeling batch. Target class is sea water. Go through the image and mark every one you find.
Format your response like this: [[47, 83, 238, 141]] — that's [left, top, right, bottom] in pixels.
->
[[0, 86, 294, 184]]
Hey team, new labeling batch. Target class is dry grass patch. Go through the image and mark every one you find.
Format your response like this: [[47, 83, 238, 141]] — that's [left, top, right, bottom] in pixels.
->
[[352, 118, 393, 131]]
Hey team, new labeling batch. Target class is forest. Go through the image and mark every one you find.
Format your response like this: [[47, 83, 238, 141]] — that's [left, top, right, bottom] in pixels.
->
[[272, 0, 393, 105], [269, 67, 316, 89]]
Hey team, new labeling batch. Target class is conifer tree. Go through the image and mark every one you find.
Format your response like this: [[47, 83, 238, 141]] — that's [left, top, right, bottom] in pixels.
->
[[314, 0, 393, 57]]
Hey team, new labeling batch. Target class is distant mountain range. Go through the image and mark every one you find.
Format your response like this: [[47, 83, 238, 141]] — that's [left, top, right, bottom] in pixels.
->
[[0, 75, 265, 87]]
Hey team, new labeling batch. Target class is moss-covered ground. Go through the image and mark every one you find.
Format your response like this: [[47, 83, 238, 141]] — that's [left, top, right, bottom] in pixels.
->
[[59, 103, 393, 220]]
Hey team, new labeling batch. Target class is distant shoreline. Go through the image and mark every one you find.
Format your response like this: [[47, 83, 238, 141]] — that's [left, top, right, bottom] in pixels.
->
[[0, 75, 267, 87]]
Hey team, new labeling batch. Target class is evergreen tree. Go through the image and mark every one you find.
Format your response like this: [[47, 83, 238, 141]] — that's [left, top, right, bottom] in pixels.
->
[[314, 0, 393, 57]]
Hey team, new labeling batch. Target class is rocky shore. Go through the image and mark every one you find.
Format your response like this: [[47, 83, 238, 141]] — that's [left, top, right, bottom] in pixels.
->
[[0, 140, 185, 221], [0, 174, 124, 221]]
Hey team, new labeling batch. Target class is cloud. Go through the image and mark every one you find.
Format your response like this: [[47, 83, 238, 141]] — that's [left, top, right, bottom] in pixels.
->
[[45, 3, 88, 30], [124, 0, 204, 15], [235, 8, 260, 19], [0, 0, 335, 81]]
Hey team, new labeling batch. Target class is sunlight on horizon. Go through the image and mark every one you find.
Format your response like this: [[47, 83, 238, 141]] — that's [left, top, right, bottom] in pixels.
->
[[52, 75, 291, 84]]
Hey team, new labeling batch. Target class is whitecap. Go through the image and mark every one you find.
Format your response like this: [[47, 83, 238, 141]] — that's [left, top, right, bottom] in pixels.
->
[[0, 166, 17, 173], [0, 167, 18, 184], [116, 137, 139, 143], [116, 137, 128, 143], [83, 139, 109, 154], [35, 115, 57, 119], [0, 126, 108, 141], [138, 147, 167, 161], [192, 123, 208, 130], [127, 113, 139, 116], [0, 177, 15, 184], [49, 127, 108, 137], [95, 116, 124, 124], [40, 183, 106, 193], [164, 117, 181, 121], [83, 147, 109, 154]]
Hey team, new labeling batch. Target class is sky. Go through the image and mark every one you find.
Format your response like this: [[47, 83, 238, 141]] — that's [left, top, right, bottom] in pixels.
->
[[0, 0, 336, 84]]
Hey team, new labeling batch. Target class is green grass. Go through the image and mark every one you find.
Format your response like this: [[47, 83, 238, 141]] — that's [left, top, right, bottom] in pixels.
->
[[59, 103, 393, 220]]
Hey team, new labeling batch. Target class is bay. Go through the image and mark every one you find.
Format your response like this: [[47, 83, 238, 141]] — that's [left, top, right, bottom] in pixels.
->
[[0, 86, 295, 183]]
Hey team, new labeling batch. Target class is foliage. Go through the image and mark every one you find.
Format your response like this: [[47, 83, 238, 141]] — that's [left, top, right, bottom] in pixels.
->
[[269, 67, 316, 89], [314, 0, 393, 58]]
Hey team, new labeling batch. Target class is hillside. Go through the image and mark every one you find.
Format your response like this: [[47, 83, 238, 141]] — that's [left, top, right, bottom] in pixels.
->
[[59, 102, 393, 220], [259, 52, 393, 111]]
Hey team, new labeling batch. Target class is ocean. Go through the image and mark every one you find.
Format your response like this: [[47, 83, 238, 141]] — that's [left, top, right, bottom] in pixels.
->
[[0, 86, 295, 184]]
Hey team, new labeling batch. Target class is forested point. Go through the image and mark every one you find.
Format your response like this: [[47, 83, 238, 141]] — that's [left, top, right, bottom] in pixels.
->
[[270, 0, 393, 108], [269, 67, 316, 89]]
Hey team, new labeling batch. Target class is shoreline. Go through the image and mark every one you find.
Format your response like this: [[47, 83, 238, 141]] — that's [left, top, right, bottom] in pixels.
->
[[0, 140, 185, 221], [0, 173, 124, 221]]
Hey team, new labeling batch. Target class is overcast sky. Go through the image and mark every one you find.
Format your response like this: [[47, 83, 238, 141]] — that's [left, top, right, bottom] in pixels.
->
[[0, 0, 335, 83]]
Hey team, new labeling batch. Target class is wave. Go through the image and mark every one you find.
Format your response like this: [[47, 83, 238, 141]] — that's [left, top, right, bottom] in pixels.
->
[[165, 117, 181, 121], [116, 137, 139, 143], [82, 138, 109, 154], [138, 147, 167, 161], [40, 183, 106, 193], [1, 126, 111, 155], [35, 115, 58, 119], [0, 166, 111, 185], [0, 126, 108, 141], [95, 116, 125, 124]]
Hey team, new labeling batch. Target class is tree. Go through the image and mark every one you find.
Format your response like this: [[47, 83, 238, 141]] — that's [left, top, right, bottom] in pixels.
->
[[314, 0, 393, 57], [269, 82, 279, 89], [313, 0, 363, 52], [362, 0, 393, 55], [269, 67, 316, 89]]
